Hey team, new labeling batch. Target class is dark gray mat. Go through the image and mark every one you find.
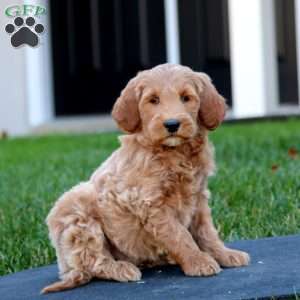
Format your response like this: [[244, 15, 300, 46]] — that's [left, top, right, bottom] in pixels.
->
[[1, 235, 300, 300]]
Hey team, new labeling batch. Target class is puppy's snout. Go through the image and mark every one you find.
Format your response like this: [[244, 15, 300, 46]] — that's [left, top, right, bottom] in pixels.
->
[[163, 119, 181, 133]]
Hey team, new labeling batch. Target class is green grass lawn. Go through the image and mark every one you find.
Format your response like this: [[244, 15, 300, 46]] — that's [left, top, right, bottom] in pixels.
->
[[0, 119, 299, 276]]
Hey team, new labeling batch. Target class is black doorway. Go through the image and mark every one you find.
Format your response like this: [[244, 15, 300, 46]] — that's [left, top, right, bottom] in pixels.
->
[[275, 0, 299, 104], [50, 0, 167, 116], [178, 0, 232, 106]]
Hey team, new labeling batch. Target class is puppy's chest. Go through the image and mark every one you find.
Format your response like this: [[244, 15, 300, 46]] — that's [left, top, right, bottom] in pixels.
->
[[158, 158, 203, 226]]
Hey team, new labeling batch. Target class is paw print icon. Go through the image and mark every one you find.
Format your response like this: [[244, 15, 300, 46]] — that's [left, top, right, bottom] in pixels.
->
[[5, 16, 44, 48]]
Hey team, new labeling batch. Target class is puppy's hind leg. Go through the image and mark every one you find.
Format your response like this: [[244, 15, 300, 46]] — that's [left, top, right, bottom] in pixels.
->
[[42, 219, 141, 294], [42, 220, 102, 293]]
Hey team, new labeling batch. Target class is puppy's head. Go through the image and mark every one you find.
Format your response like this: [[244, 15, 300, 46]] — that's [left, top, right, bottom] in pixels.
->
[[112, 64, 226, 147]]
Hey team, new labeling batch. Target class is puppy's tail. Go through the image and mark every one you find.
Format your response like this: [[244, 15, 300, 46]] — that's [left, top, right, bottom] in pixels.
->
[[41, 270, 91, 294]]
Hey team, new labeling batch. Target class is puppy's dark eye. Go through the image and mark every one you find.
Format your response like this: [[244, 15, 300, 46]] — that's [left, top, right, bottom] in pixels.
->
[[181, 95, 190, 103], [149, 96, 160, 104]]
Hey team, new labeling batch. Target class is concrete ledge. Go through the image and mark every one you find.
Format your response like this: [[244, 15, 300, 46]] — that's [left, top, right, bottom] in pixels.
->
[[31, 113, 300, 136], [1, 235, 300, 300], [32, 115, 117, 135]]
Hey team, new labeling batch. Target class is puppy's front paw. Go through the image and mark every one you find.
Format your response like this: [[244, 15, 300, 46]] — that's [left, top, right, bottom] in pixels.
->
[[115, 261, 142, 282], [215, 248, 250, 268], [183, 253, 221, 277]]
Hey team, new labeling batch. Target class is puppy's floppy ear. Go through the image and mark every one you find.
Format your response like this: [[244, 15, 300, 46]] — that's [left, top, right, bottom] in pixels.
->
[[112, 77, 141, 133], [193, 72, 227, 130]]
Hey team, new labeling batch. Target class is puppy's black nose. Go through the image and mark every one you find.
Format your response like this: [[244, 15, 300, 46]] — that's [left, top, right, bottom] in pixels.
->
[[163, 119, 181, 133]]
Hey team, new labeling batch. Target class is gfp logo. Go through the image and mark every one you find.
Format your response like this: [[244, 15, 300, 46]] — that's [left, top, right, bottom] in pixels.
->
[[4, 5, 46, 48]]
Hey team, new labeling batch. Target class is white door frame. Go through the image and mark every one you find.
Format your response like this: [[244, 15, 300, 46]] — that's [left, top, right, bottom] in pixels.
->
[[228, 0, 279, 119], [164, 0, 180, 64], [24, 0, 54, 128]]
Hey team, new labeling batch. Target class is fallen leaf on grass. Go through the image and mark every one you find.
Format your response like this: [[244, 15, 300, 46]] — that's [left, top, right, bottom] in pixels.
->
[[271, 164, 279, 172], [288, 147, 298, 159]]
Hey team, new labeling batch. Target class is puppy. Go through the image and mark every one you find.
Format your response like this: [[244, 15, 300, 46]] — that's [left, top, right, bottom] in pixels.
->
[[42, 64, 250, 293]]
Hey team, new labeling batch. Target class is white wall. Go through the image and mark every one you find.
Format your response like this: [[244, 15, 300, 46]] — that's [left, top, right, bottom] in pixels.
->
[[0, 0, 53, 135], [0, 0, 29, 135]]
